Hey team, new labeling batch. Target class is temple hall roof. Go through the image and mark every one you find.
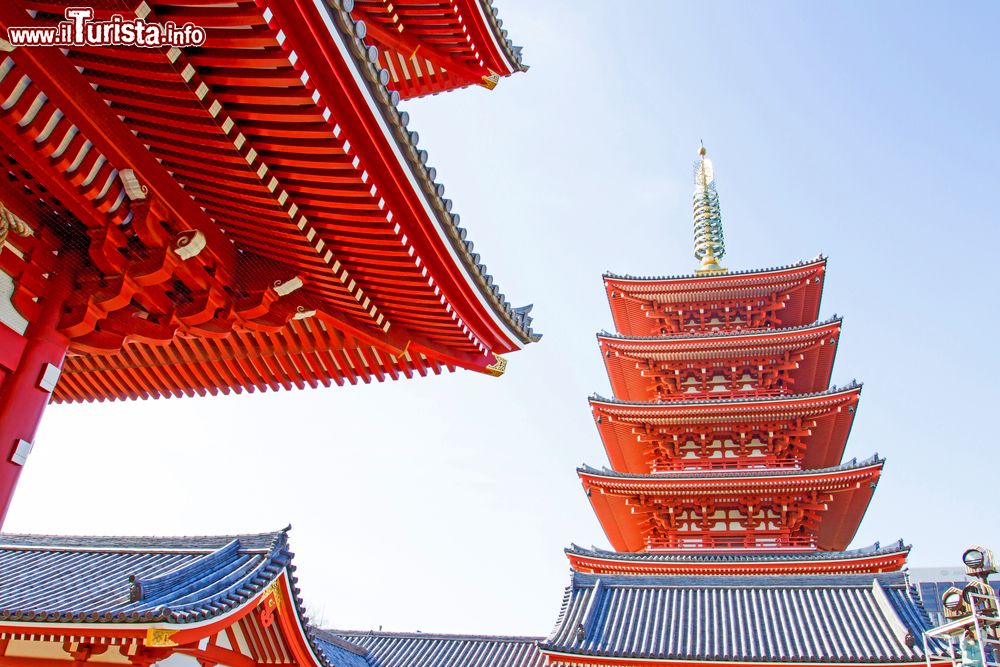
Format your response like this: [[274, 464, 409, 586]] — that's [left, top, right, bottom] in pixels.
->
[[0, 529, 296, 624], [324, 629, 544, 667], [541, 571, 935, 664]]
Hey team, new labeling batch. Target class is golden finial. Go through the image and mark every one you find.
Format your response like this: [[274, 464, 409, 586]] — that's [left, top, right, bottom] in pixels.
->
[[692, 144, 726, 274]]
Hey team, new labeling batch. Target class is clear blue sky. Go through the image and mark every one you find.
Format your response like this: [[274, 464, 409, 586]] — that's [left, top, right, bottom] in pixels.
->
[[7, 0, 999, 636]]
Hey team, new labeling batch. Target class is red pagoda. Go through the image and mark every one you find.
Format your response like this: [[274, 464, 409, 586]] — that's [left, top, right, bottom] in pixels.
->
[[0, 0, 537, 526], [534, 148, 933, 667], [568, 146, 908, 578]]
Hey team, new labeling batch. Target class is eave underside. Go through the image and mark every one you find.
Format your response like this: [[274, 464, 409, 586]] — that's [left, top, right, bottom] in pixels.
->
[[0, 0, 536, 400]]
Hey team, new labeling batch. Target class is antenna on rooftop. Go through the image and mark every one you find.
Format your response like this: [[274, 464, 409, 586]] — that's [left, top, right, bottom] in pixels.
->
[[692, 143, 727, 274]]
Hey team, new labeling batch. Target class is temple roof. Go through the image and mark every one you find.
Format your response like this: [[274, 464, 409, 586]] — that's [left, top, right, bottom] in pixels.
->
[[580, 457, 883, 552], [0, 529, 296, 624], [1, 0, 539, 403], [351, 0, 527, 99], [589, 385, 862, 474], [578, 453, 883, 482], [567, 539, 908, 563], [597, 317, 843, 401], [541, 571, 934, 664], [603, 255, 827, 284], [590, 380, 861, 409], [597, 315, 842, 343], [565, 540, 911, 575], [603, 257, 826, 336], [324, 629, 544, 667]]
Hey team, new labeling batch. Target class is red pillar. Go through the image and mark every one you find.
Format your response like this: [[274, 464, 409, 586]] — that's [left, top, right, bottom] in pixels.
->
[[0, 253, 72, 526]]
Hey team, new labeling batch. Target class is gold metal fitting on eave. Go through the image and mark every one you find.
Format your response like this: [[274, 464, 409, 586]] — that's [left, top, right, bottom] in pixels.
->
[[485, 353, 507, 377], [145, 628, 179, 648], [480, 71, 500, 90]]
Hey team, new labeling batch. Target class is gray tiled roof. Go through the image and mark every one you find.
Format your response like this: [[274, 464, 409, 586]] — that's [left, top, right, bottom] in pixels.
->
[[0, 530, 344, 664], [313, 630, 374, 667], [327, 629, 544, 667], [0, 530, 316, 632], [567, 540, 910, 564], [542, 571, 934, 663], [603, 255, 826, 283]]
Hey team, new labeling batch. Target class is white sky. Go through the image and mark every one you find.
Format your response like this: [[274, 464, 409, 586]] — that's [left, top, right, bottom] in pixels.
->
[[7, 0, 1000, 637]]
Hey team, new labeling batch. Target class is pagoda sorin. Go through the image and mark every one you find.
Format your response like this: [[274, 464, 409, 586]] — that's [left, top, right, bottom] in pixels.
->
[[569, 147, 908, 577]]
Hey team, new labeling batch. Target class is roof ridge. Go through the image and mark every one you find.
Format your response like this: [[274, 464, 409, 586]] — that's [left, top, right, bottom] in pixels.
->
[[578, 453, 885, 479], [589, 380, 862, 407], [596, 315, 842, 342], [603, 255, 826, 283], [0, 530, 285, 552], [565, 539, 911, 561], [328, 628, 544, 641]]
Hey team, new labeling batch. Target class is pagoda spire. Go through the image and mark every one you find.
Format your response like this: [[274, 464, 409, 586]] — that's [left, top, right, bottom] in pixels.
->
[[692, 143, 727, 273]]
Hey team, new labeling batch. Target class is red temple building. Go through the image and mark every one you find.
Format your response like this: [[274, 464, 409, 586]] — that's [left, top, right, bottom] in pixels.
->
[[535, 148, 938, 667], [0, 0, 953, 659], [571, 148, 899, 576], [0, 0, 538, 526]]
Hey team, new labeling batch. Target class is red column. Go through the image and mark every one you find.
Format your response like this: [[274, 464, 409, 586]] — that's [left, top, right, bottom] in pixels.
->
[[0, 254, 72, 526]]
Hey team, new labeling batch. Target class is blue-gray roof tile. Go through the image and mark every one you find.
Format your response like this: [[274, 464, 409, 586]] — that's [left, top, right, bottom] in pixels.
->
[[542, 571, 935, 663], [328, 630, 544, 667]]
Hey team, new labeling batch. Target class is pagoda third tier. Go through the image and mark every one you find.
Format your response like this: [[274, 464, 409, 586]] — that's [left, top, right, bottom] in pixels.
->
[[590, 384, 860, 474], [599, 317, 842, 402], [603, 257, 827, 337], [579, 455, 883, 553]]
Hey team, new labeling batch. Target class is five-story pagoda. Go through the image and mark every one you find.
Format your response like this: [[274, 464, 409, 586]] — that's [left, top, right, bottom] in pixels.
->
[[569, 147, 908, 577], [537, 147, 934, 667]]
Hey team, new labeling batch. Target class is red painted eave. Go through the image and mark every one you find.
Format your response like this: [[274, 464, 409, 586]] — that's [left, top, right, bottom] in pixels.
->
[[603, 258, 827, 337]]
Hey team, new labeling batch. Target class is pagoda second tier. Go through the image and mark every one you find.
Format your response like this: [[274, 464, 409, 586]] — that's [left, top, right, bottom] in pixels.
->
[[599, 317, 842, 402], [590, 385, 861, 474], [603, 257, 826, 337], [565, 539, 910, 575], [579, 455, 882, 553]]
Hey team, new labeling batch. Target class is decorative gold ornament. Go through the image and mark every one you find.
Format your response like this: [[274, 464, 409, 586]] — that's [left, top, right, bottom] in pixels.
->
[[692, 144, 727, 274], [145, 628, 179, 648], [480, 71, 500, 90], [485, 353, 507, 377]]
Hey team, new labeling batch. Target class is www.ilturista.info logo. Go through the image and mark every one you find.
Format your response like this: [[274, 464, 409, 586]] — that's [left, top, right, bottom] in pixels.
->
[[6, 7, 206, 48]]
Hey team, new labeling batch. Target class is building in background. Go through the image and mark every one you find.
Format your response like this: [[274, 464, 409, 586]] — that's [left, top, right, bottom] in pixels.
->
[[0, 0, 538, 525]]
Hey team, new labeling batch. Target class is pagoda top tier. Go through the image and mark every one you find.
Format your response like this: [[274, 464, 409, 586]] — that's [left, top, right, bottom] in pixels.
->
[[603, 257, 827, 337]]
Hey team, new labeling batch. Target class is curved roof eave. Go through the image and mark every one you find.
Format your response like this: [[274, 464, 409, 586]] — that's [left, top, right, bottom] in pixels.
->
[[315, 0, 540, 347]]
